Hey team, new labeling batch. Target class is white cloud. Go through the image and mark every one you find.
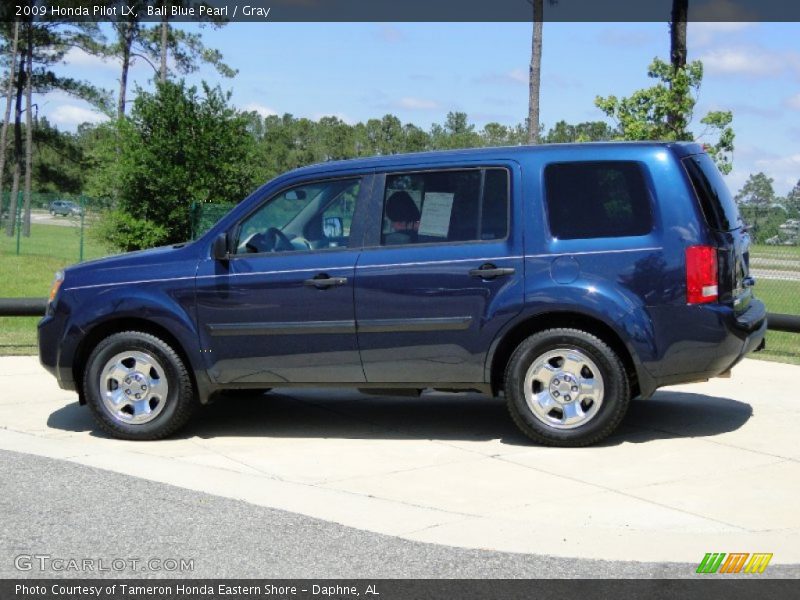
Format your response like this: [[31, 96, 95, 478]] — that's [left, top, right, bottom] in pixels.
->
[[242, 102, 278, 117], [699, 46, 800, 78], [49, 104, 108, 127], [597, 28, 654, 47], [475, 69, 527, 86], [754, 153, 800, 193], [376, 25, 405, 44], [62, 47, 120, 71], [785, 93, 800, 111], [396, 97, 440, 110], [689, 22, 753, 47]]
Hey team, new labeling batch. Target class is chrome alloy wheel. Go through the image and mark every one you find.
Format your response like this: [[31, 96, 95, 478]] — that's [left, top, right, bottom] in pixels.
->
[[523, 347, 605, 430], [100, 351, 169, 425]]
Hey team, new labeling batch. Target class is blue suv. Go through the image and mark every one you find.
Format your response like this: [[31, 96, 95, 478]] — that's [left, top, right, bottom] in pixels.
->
[[38, 143, 767, 446]]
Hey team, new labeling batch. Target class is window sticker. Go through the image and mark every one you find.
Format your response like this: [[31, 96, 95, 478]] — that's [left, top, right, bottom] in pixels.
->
[[418, 192, 454, 238]]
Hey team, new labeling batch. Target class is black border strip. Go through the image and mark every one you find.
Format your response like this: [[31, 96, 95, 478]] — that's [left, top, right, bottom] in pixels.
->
[[8, 0, 800, 23]]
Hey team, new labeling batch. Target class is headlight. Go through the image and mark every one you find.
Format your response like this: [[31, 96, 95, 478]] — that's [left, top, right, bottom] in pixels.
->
[[48, 271, 64, 304]]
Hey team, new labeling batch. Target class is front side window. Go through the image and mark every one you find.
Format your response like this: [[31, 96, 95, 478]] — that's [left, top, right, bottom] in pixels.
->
[[381, 168, 509, 246], [544, 161, 653, 240], [236, 178, 360, 254]]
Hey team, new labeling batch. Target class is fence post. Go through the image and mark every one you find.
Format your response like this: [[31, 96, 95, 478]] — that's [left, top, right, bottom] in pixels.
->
[[190, 201, 196, 240], [79, 194, 85, 262], [15, 191, 22, 256]]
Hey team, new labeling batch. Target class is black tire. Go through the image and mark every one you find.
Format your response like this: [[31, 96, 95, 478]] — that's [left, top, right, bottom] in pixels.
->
[[505, 328, 630, 447], [83, 331, 197, 440]]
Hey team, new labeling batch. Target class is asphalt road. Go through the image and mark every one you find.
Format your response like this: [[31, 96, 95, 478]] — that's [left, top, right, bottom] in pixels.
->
[[1, 449, 798, 579]]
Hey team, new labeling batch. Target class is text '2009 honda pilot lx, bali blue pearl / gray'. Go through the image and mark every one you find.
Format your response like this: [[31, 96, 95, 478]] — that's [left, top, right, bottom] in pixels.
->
[[38, 142, 767, 446]]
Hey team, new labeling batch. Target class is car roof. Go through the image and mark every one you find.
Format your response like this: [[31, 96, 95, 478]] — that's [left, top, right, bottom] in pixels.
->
[[284, 141, 703, 178]]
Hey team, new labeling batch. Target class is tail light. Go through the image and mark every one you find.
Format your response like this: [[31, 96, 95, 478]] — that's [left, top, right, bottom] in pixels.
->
[[686, 245, 718, 304]]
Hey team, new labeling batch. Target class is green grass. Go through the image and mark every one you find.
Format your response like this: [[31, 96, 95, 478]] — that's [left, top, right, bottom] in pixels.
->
[[0, 223, 112, 354], [751, 278, 800, 365], [751, 244, 800, 260]]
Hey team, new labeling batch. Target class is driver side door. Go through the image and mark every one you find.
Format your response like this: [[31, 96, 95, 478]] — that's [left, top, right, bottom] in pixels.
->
[[195, 176, 369, 385]]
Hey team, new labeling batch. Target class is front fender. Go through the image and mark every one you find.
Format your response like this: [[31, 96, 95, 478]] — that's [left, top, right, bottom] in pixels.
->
[[56, 283, 204, 391]]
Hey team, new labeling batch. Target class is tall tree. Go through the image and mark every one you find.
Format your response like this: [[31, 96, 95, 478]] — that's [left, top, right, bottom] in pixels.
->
[[5, 31, 23, 237], [527, 0, 544, 144], [4, 18, 111, 236], [22, 21, 33, 235], [786, 180, 800, 214], [110, 5, 159, 119], [668, 0, 689, 132], [149, 3, 236, 85], [735, 173, 775, 206], [0, 21, 19, 224]]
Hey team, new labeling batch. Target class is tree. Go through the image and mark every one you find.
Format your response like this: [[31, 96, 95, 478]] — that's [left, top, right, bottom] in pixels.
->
[[148, 3, 236, 85], [528, 0, 544, 144], [786, 180, 800, 214], [735, 172, 775, 206], [735, 173, 780, 243], [668, 0, 689, 131], [0, 21, 19, 225], [543, 120, 618, 143], [90, 80, 257, 251], [595, 57, 735, 173], [2, 18, 110, 236]]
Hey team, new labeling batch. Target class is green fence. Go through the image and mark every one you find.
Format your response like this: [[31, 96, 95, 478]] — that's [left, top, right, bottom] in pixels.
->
[[0, 191, 110, 264]]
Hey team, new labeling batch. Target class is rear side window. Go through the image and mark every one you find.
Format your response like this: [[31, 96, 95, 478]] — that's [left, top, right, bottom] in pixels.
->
[[544, 161, 653, 240], [381, 168, 509, 246], [682, 154, 741, 231]]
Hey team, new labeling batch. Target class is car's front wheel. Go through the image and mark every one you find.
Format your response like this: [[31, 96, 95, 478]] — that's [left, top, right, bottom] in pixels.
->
[[505, 328, 630, 447], [83, 331, 196, 440]]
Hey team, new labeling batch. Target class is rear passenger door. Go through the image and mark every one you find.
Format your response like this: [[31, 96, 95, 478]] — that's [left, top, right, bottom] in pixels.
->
[[353, 164, 524, 384]]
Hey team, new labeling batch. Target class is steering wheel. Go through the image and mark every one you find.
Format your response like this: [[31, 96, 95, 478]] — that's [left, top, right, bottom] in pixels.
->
[[264, 227, 294, 252], [244, 227, 295, 253]]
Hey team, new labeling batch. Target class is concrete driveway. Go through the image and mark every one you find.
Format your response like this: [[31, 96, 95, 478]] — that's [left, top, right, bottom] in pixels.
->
[[1, 356, 798, 565]]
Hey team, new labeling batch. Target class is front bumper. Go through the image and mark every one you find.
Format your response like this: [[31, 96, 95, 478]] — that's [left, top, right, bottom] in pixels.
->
[[38, 312, 76, 391]]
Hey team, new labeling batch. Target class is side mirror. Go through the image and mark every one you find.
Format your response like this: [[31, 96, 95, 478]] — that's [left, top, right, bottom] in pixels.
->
[[211, 232, 230, 261], [323, 216, 343, 238]]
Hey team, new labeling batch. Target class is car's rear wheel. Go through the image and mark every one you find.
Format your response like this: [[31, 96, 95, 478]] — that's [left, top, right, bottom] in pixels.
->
[[505, 328, 630, 447], [83, 331, 196, 440]]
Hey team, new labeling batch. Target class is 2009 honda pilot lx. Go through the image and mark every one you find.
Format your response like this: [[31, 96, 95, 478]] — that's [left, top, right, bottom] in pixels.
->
[[39, 142, 767, 446]]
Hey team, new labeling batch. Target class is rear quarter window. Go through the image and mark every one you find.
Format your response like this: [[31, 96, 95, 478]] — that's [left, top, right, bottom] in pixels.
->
[[681, 154, 742, 232], [544, 161, 653, 240]]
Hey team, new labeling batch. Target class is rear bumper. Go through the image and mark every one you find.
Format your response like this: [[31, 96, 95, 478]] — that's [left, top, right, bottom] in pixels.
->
[[642, 299, 767, 392], [732, 298, 768, 363]]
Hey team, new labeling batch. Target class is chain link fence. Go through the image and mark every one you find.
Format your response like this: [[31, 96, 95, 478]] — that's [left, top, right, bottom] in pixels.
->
[[0, 191, 110, 263]]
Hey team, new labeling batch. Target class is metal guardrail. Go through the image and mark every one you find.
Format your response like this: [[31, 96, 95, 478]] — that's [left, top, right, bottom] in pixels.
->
[[1, 297, 798, 333], [768, 313, 800, 334], [0, 298, 47, 316]]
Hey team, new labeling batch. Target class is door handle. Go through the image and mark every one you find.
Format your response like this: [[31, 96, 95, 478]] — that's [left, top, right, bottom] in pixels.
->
[[469, 264, 516, 279], [303, 274, 348, 289]]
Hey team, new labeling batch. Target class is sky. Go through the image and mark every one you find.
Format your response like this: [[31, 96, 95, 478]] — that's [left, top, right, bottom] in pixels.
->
[[43, 21, 800, 196]]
